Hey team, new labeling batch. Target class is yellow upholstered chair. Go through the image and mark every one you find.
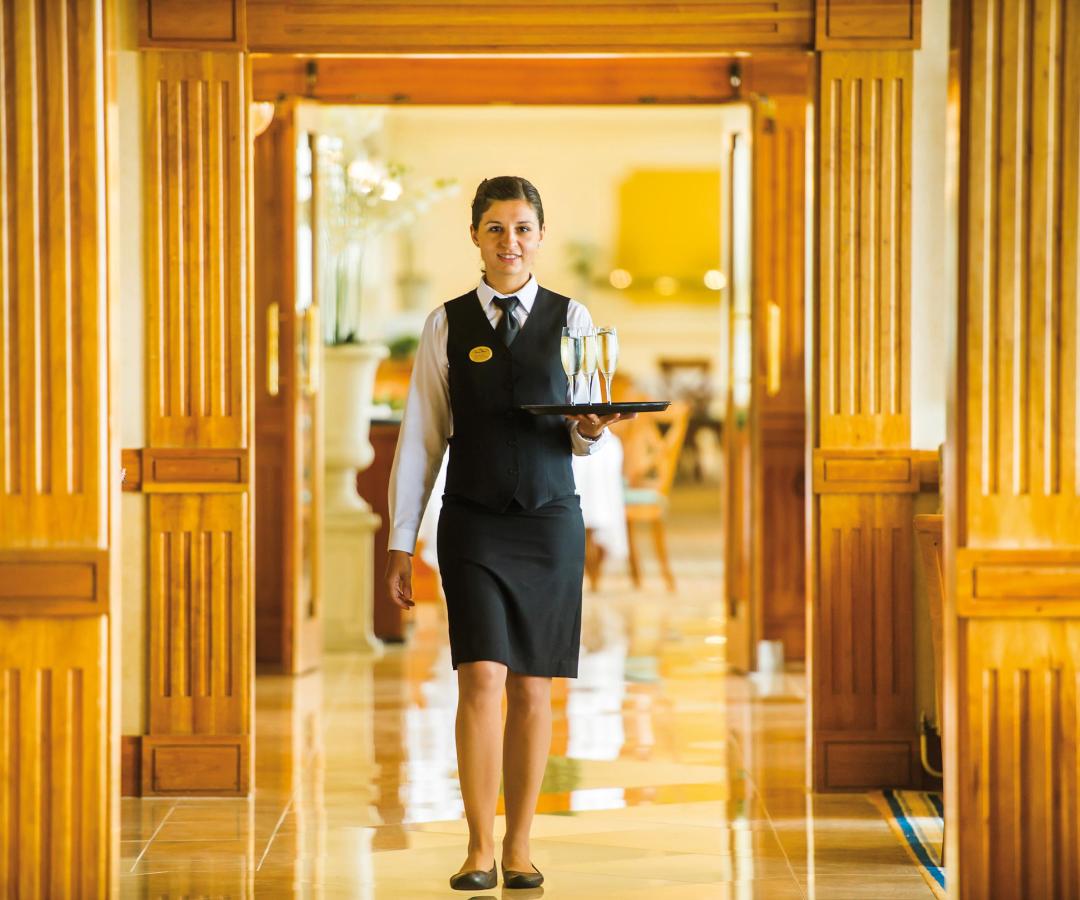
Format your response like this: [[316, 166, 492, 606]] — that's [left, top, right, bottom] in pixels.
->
[[620, 402, 690, 591]]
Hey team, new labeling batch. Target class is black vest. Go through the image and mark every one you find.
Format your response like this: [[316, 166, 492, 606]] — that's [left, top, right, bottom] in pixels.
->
[[444, 286, 576, 511]]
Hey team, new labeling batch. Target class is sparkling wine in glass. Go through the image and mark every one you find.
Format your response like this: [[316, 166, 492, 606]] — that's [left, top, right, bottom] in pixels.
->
[[581, 327, 599, 403], [597, 326, 619, 402], [561, 327, 583, 405]]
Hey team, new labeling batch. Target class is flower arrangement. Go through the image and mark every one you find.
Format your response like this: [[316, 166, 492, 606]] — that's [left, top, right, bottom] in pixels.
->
[[317, 138, 458, 345]]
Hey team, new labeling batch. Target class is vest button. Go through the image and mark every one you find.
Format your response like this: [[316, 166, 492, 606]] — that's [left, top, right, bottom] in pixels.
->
[[507, 467, 518, 476]]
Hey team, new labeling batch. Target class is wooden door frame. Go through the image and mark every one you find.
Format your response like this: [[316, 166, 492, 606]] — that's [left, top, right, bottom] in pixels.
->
[[119, 0, 921, 802]]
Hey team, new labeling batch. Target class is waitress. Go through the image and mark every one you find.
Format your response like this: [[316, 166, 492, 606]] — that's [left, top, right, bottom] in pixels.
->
[[385, 176, 629, 891]]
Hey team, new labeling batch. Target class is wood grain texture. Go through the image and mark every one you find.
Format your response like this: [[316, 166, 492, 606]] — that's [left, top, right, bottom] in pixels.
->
[[0, 0, 110, 546], [252, 55, 813, 105], [0, 550, 108, 616], [959, 0, 1080, 549], [140, 0, 245, 48], [816, 0, 921, 49], [244, 0, 816, 54], [957, 620, 1080, 899], [949, 0, 1080, 890], [143, 51, 248, 451], [141, 734, 248, 796], [752, 97, 809, 661], [0, 617, 109, 895], [147, 493, 248, 738], [817, 51, 912, 449]]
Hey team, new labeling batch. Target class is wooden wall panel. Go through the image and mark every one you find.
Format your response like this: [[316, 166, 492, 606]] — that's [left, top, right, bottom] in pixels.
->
[[816, 0, 921, 49], [0, 617, 109, 896], [0, 0, 114, 892], [818, 51, 911, 450], [0, 0, 109, 547], [242, 0, 816, 54], [811, 49, 916, 790], [143, 51, 247, 451], [148, 493, 248, 739], [753, 97, 808, 660], [251, 55, 814, 106], [949, 0, 1080, 890], [140, 49, 252, 796]]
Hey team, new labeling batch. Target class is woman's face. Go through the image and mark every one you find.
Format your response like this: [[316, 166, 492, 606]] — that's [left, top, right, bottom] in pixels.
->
[[471, 199, 544, 283]]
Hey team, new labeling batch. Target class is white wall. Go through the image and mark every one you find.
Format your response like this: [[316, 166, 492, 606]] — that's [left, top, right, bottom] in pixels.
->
[[116, 0, 146, 734], [308, 104, 752, 387], [910, 0, 950, 449]]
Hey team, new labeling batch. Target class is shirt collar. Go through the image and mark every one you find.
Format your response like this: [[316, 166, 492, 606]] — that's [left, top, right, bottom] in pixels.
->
[[476, 275, 538, 313]]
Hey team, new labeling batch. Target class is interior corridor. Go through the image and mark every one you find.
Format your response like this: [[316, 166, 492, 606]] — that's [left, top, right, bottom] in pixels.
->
[[118, 487, 931, 897]]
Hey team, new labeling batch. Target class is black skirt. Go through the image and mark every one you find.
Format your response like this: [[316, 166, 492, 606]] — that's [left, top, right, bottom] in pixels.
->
[[436, 493, 585, 678]]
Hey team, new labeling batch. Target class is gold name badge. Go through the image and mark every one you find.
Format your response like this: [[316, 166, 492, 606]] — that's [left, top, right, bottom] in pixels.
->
[[469, 346, 493, 363]]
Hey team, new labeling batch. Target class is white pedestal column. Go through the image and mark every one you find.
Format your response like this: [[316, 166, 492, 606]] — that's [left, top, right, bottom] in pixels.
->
[[322, 343, 389, 655], [324, 507, 384, 654]]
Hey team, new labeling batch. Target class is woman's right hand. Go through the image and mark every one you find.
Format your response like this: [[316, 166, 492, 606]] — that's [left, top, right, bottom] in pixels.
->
[[385, 550, 415, 610]]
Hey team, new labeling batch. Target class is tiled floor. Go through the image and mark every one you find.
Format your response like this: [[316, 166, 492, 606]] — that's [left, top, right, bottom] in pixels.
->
[[120, 486, 931, 898]]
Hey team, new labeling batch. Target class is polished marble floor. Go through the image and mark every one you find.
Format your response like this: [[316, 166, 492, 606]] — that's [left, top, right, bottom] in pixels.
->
[[120, 487, 931, 898]]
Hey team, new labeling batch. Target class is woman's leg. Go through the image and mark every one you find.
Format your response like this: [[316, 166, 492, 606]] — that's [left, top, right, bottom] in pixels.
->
[[456, 661, 508, 872], [501, 673, 552, 871]]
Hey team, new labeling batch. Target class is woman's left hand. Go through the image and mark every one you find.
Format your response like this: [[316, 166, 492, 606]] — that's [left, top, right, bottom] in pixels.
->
[[564, 411, 636, 439]]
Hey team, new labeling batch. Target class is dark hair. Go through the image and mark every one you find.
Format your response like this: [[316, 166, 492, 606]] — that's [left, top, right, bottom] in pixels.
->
[[470, 176, 544, 230]]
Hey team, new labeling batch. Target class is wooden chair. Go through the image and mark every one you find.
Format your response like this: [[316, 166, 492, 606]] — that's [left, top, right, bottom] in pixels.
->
[[621, 402, 690, 591]]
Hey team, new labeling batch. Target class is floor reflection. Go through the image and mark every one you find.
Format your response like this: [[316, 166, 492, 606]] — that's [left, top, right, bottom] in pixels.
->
[[120, 487, 931, 898]]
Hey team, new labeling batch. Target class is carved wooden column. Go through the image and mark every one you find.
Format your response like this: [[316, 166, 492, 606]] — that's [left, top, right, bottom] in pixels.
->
[[810, 0, 926, 790], [948, 0, 1080, 893], [137, 50, 253, 795], [0, 0, 116, 892]]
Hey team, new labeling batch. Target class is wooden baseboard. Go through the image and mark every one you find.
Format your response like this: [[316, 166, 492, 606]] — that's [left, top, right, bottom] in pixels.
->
[[816, 736, 920, 790], [121, 735, 142, 796], [139, 734, 250, 796]]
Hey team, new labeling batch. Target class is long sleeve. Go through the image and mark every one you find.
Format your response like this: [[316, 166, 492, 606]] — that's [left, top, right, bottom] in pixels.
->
[[388, 307, 451, 554]]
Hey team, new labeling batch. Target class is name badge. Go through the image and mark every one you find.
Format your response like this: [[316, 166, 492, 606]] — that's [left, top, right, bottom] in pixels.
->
[[469, 346, 493, 363]]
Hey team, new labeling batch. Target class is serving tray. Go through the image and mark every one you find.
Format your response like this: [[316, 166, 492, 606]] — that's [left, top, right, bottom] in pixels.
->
[[520, 401, 671, 416]]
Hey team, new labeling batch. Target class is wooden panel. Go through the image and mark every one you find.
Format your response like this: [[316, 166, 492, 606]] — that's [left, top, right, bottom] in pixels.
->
[[0, 550, 107, 616], [759, 419, 807, 658], [0, 617, 109, 894], [141, 734, 248, 796], [752, 98, 808, 661], [816, 0, 920, 49], [957, 620, 1080, 899], [121, 448, 142, 492], [252, 55, 814, 105], [143, 51, 248, 450], [357, 422, 407, 642], [148, 493, 248, 737], [121, 735, 141, 797], [957, 549, 1080, 617], [813, 449, 919, 492], [0, 0, 110, 546], [816, 495, 915, 732], [821, 739, 913, 788], [817, 51, 912, 449], [960, 0, 1080, 550], [140, 0, 245, 48], [949, 0, 1080, 889], [245, 0, 816, 54]]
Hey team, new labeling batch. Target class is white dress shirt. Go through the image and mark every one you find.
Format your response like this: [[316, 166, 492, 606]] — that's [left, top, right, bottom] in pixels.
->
[[388, 275, 609, 554]]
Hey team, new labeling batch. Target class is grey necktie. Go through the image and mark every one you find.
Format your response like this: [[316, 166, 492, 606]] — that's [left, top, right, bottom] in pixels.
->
[[493, 295, 521, 346]]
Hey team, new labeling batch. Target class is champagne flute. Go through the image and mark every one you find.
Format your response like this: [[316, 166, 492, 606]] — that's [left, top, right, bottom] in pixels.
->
[[581, 327, 599, 404], [597, 326, 619, 402], [560, 326, 583, 405]]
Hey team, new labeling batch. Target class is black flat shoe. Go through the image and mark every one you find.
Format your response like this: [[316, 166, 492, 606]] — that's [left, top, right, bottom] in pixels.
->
[[502, 864, 544, 889], [449, 863, 497, 891]]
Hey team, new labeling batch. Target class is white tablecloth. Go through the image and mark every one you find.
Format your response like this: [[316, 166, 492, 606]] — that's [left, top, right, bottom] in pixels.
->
[[415, 434, 628, 570]]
